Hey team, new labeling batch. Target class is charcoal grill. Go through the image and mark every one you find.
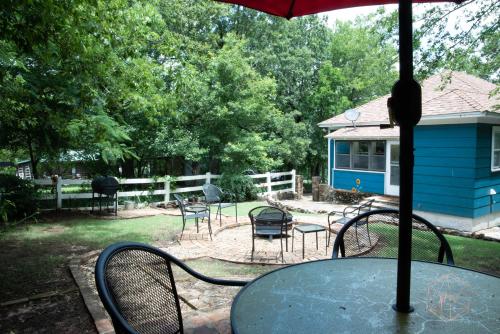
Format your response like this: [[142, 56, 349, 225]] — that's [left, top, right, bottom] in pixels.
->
[[91, 176, 119, 215]]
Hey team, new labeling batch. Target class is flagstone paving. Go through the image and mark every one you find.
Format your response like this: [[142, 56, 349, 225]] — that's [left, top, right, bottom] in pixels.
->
[[167, 213, 343, 265]]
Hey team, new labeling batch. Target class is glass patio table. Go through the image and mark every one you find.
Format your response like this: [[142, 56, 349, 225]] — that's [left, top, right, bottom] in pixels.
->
[[231, 258, 500, 334]]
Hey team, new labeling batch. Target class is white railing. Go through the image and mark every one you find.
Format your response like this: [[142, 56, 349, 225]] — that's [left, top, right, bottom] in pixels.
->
[[34, 170, 296, 210]]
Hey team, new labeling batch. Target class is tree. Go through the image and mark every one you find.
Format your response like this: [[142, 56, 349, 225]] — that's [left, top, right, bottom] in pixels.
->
[[414, 0, 499, 82]]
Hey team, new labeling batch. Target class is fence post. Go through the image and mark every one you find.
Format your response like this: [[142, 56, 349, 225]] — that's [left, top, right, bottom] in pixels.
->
[[291, 169, 296, 193], [164, 176, 170, 206], [205, 172, 211, 184], [56, 178, 63, 209], [266, 172, 272, 195]]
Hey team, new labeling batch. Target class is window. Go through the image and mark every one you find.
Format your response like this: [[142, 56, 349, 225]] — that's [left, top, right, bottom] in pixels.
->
[[492, 127, 500, 171], [335, 141, 386, 171]]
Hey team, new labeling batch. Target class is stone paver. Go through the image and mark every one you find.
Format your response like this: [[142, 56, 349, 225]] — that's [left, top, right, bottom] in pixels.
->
[[474, 226, 500, 242], [168, 213, 343, 265]]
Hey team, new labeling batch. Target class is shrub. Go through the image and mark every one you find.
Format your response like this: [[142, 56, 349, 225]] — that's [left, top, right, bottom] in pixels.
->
[[215, 174, 258, 202], [0, 174, 40, 223]]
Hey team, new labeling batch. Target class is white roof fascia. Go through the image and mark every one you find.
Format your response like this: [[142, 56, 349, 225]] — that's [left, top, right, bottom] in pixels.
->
[[318, 121, 385, 129], [321, 112, 500, 129], [418, 111, 500, 125], [328, 135, 399, 140]]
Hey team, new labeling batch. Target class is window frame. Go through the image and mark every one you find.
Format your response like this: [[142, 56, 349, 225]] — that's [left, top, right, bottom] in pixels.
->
[[335, 140, 386, 172], [491, 126, 500, 172]]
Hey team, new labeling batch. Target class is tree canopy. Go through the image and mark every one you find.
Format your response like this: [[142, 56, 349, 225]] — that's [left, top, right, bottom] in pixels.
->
[[0, 0, 497, 178]]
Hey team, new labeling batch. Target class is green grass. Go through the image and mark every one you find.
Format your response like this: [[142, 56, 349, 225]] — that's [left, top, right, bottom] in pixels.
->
[[447, 235, 500, 275], [0, 215, 185, 300], [348, 224, 500, 276], [2, 215, 184, 248], [217, 200, 267, 218], [1, 203, 499, 302]]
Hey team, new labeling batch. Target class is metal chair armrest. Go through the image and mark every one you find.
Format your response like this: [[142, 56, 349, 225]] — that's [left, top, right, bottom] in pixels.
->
[[342, 205, 358, 217]]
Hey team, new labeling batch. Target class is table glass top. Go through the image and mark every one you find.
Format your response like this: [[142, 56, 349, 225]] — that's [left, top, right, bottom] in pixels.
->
[[231, 258, 500, 334], [294, 224, 326, 233]]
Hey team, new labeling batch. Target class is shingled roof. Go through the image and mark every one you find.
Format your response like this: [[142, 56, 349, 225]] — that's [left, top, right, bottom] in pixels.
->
[[319, 71, 499, 128]]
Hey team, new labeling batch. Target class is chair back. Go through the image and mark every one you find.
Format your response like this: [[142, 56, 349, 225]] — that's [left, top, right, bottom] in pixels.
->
[[332, 209, 454, 265], [248, 206, 287, 231], [173, 194, 186, 217], [202, 184, 222, 203], [343, 199, 374, 219], [95, 242, 183, 334]]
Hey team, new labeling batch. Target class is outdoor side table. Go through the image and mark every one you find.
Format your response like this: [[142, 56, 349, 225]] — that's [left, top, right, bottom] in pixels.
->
[[231, 258, 500, 334], [291, 224, 327, 259], [185, 204, 210, 233]]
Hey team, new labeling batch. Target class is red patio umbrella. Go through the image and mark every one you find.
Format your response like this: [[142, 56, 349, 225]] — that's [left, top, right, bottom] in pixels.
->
[[216, 0, 461, 313]]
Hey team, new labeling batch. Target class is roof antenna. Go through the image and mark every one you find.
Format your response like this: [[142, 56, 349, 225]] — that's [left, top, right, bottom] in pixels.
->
[[344, 109, 360, 128]]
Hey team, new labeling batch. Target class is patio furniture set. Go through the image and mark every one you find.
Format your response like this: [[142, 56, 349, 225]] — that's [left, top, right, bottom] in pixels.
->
[[94, 210, 499, 333], [174, 184, 237, 240]]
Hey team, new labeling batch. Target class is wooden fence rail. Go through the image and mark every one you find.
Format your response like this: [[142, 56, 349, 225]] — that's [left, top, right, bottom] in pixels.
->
[[34, 170, 296, 210]]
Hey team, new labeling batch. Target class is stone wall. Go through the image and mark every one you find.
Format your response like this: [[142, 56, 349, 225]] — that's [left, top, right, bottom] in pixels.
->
[[319, 184, 334, 202], [295, 175, 303, 199], [312, 176, 320, 201]]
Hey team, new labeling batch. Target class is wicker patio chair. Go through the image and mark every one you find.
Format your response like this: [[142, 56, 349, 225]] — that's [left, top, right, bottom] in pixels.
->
[[95, 242, 248, 334], [202, 184, 238, 226], [332, 209, 455, 265], [249, 206, 290, 263], [327, 199, 374, 247], [174, 194, 212, 240]]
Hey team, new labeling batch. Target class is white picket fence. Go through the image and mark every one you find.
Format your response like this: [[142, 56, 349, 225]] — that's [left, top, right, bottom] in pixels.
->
[[34, 170, 296, 210]]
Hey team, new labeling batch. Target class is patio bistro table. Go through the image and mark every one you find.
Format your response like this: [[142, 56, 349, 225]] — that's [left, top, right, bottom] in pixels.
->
[[231, 258, 500, 334]]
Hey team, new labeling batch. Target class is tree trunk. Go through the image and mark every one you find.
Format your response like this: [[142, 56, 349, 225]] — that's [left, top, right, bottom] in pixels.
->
[[122, 159, 135, 178], [27, 139, 39, 179]]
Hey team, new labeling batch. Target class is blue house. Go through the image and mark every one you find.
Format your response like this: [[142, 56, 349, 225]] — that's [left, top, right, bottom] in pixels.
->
[[319, 72, 499, 232]]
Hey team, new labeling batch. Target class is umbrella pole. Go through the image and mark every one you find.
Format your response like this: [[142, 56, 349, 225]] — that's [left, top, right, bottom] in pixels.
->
[[393, 0, 420, 313]]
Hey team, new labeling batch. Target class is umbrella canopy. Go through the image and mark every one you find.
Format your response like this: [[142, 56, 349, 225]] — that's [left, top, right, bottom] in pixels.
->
[[217, 0, 461, 314], [218, 0, 450, 19]]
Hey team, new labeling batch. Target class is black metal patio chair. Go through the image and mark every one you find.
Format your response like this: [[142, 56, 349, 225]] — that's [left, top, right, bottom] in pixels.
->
[[174, 194, 212, 240], [95, 242, 248, 334], [202, 184, 237, 226], [327, 199, 374, 247], [249, 206, 290, 263], [332, 209, 455, 265]]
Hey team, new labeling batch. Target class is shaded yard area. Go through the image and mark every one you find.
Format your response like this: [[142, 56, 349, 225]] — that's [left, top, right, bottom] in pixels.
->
[[0, 202, 499, 333]]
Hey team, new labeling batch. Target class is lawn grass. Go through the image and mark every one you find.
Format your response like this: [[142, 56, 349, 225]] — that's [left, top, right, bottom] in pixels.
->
[[217, 200, 266, 218], [220, 201, 500, 275], [0, 214, 185, 301], [343, 224, 500, 276], [1, 204, 498, 303]]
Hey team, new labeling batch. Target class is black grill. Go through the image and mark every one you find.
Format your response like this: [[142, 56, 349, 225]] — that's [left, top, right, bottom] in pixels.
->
[[91, 176, 119, 215]]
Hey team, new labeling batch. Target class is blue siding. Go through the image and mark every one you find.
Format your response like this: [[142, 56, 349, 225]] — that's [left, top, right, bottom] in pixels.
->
[[333, 170, 384, 194], [413, 124, 478, 218], [472, 124, 500, 218], [413, 123, 500, 218], [327, 123, 500, 219]]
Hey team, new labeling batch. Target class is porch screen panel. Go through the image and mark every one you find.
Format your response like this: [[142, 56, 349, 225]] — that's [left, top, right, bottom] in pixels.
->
[[335, 141, 351, 169], [335, 140, 386, 172], [352, 142, 369, 169], [370, 141, 386, 171]]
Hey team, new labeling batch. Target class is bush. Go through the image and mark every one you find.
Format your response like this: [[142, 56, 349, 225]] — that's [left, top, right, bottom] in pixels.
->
[[215, 174, 258, 202], [0, 174, 40, 223]]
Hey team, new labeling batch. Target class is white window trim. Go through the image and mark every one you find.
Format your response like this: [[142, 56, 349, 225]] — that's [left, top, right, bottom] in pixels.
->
[[492, 126, 500, 172]]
